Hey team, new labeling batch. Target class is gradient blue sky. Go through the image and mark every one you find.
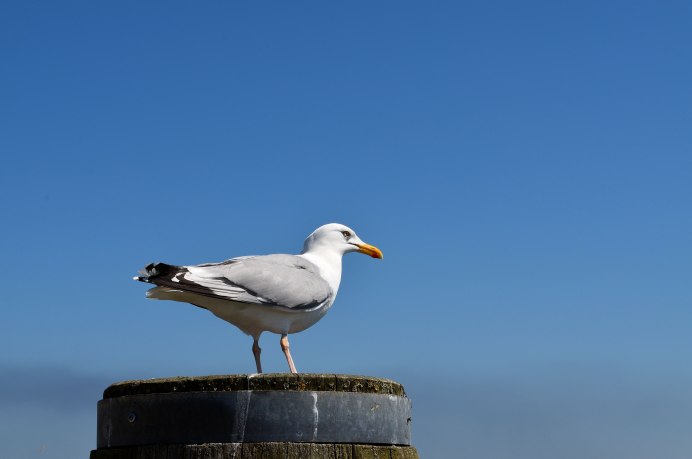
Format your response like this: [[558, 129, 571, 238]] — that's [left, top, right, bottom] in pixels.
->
[[1, 1, 691, 458]]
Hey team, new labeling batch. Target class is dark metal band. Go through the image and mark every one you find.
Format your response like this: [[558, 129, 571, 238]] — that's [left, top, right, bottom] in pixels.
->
[[97, 390, 412, 447]]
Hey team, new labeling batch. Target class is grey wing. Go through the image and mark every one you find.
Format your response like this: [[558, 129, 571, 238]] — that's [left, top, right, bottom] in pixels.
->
[[170, 254, 332, 310]]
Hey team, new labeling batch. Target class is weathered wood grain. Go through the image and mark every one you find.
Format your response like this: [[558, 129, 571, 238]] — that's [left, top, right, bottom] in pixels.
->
[[90, 443, 419, 459]]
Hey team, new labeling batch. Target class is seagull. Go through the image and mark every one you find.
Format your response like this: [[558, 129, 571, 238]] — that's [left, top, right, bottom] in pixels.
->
[[134, 223, 383, 373]]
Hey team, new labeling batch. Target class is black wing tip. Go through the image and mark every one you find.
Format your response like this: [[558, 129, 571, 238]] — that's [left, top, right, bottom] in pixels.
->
[[135, 262, 178, 282]]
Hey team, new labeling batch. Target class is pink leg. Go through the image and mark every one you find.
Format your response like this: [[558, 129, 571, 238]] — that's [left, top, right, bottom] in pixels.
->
[[252, 337, 262, 373], [280, 334, 297, 374]]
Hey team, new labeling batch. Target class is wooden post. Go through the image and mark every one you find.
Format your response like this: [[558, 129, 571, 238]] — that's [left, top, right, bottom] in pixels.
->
[[90, 374, 419, 458]]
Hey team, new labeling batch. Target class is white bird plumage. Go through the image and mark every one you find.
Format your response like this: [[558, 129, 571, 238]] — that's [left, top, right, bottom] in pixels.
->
[[134, 223, 383, 373]]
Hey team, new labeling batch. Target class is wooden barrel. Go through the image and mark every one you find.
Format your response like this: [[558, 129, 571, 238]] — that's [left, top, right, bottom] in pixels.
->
[[90, 374, 419, 458]]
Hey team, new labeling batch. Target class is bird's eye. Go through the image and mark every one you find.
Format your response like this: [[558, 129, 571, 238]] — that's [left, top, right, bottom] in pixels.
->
[[342, 230, 351, 238]]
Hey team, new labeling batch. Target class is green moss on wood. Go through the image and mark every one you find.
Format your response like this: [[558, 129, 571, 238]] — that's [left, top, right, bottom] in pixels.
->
[[91, 443, 418, 459], [103, 374, 405, 399]]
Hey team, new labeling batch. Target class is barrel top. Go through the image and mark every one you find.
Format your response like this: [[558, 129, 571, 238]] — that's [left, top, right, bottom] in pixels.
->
[[103, 374, 406, 399]]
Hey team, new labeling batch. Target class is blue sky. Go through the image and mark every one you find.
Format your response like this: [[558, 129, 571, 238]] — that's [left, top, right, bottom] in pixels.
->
[[1, 1, 691, 458]]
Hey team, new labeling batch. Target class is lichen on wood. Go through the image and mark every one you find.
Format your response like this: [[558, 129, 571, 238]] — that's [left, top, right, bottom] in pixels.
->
[[103, 374, 405, 399], [90, 443, 419, 459]]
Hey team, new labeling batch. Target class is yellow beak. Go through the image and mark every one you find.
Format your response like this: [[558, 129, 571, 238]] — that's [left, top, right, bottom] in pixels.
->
[[356, 243, 384, 259]]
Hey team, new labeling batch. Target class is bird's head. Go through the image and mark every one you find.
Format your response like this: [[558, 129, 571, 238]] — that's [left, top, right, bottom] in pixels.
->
[[301, 223, 383, 259]]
